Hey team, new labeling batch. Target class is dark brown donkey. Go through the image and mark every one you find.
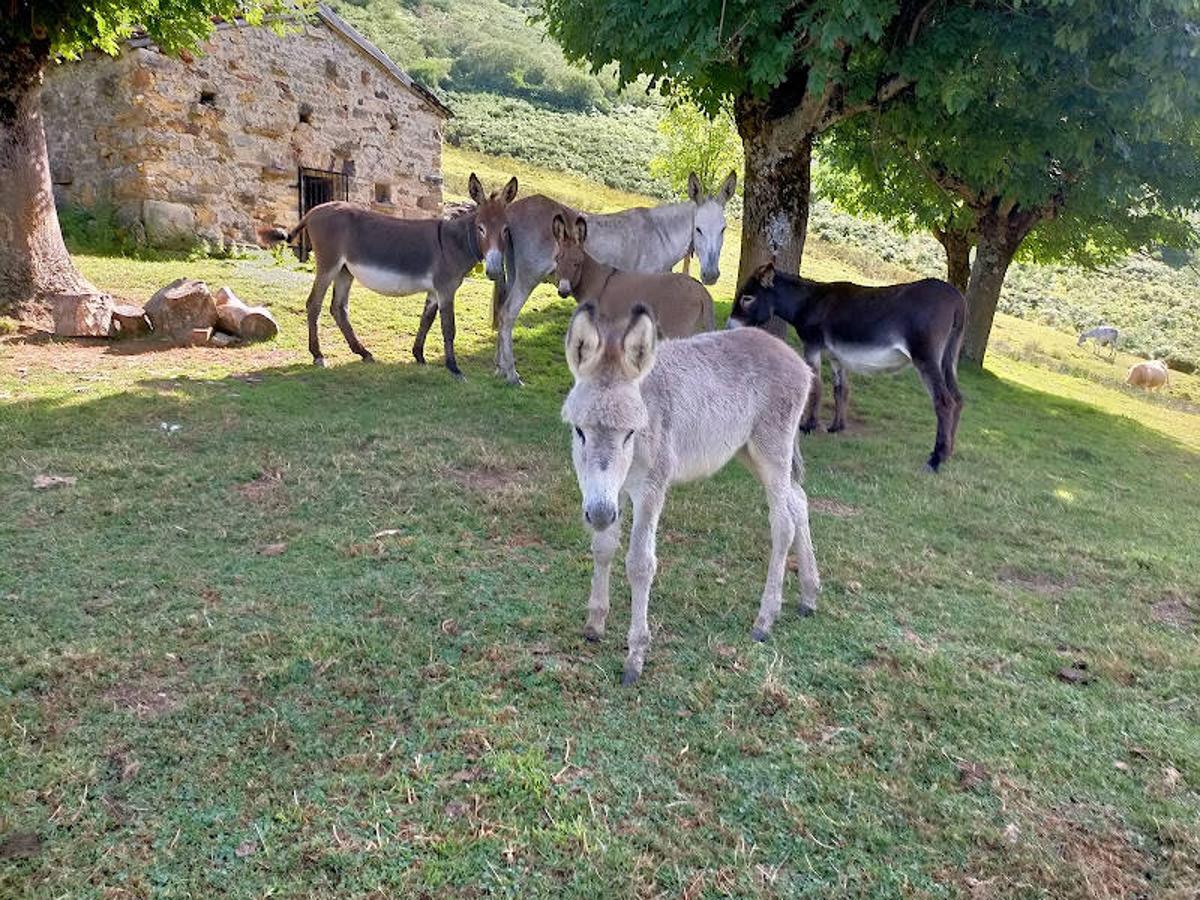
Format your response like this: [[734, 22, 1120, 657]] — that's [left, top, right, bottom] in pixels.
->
[[552, 215, 714, 336], [270, 174, 517, 377], [728, 264, 965, 472]]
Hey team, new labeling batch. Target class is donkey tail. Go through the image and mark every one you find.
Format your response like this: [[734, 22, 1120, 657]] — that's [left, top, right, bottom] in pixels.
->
[[791, 433, 806, 485], [945, 292, 966, 374], [490, 237, 517, 331], [257, 209, 316, 249]]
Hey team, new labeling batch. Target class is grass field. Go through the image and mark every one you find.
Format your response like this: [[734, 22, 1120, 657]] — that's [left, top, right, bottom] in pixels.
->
[[2, 154, 1199, 898]]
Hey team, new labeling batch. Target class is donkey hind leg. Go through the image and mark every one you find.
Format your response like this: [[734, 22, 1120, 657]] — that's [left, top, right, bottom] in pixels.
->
[[741, 440, 796, 642], [305, 265, 338, 366], [330, 267, 374, 362], [412, 293, 438, 364], [436, 287, 464, 379], [789, 483, 820, 616], [495, 273, 539, 386], [584, 503, 622, 642], [828, 357, 851, 433], [800, 350, 823, 433], [622, 485, 664, 685], [915, 357, 957, 472], [941, 340, 964, 457]]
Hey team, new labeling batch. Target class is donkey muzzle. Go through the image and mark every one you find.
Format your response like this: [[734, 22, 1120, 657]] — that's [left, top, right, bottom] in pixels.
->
[[484, 249, 504, 280], [700, 267, 720, 286], [557, 279, 573, 298], [583, 500, 617, 531]]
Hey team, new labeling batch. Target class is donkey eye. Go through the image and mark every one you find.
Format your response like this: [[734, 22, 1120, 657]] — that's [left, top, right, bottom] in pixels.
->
[[477, 224, 486, 235], [574, 426, 585, 444], [624, 430, 634, 445]]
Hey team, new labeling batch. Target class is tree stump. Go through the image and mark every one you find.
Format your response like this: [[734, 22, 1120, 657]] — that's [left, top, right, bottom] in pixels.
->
[[109, 303, 152, 338], [52, 293, 112, 337], [214, 286, 279, 342], [145, 278, 217, 345]]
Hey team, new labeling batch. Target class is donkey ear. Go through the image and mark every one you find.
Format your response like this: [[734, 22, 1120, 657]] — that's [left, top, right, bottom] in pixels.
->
[[565, 303, 603, 378], [717, 170, 737, 205], [574, 215, 588, 244], [468, 173, 485, 205], [552, 214, 567, 242], [621, 304, 658, 378], [502, 176, 519, 204], [759, 263, 775, 288], [687, 171, 701, 204]]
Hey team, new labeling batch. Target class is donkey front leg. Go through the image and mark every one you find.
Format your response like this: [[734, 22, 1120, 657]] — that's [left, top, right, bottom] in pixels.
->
[[330, 267, 374, 362], [828, 357, 850, 433], [495, 275, 537, 386], [412, 293, 438, 365], [751, 473, 796, 642], [583, 505, 622, 642], [436, 286, 464, 380], [800, 349, 823, 433], [305, 266, 338, 366], [622, 487, 664, 685]]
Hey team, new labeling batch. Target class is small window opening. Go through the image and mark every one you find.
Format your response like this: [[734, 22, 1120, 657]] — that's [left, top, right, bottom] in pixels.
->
[[298, 102, 313, 124], [374, 182, 393, 204], [199, 90, 217, 107]]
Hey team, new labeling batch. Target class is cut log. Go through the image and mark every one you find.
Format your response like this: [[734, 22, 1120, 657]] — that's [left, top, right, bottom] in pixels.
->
[[52, 293, 113, 337], [186, 327, 212, 346], [109, 303, 152, 338], [214, 286, 279, 341], [145, 278, 217, 345]]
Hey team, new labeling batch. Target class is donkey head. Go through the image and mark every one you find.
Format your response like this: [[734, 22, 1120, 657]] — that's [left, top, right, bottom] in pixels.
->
[[468, 173, 519, 281], [561, 303, 657, 531], [727, 263, 777, 329], [688, 170, 737, 286], [552, 213, 588, 298]]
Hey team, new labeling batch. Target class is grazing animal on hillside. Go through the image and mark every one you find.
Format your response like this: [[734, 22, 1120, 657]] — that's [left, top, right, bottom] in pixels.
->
[[552, 214, 714, 336], [1078, 325, 1120, 358], [562, 303, 820, 685], [492, 170, 736, 384], [1127, 359, 1170, 391], [266, 173, 518, 377], [728, 264, 966, 472]]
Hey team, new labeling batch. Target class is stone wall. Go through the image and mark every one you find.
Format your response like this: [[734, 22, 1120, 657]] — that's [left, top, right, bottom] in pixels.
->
[[43, 18, 445, 248]]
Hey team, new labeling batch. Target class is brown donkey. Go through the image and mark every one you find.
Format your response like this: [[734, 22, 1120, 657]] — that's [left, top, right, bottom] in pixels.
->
[[552, 215, 714, 337], [271, 174, 517, 377]]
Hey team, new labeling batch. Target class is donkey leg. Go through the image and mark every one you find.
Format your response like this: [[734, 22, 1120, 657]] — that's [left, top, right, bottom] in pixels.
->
[[305, 266, 337, 366], [495, 276, 536, 386], [436, 289, 464, 380], [800, 350, 823, 433], [584, 504, 622, 642], [412, 293, 438, 365], [622, 486, 664, 685], [329, 267, 373, 362], [828, 358, 850, 433], [789, 484, 821, 616], [941, 347, 964, 457], [915, 359, 955, 472]]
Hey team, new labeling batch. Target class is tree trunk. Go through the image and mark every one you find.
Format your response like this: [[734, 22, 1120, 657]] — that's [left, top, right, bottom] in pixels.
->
[[961, 209, 1039, 366], [0, 38, 103, 324], [933, 225, 973, 294], [734, 96, 814, 287]]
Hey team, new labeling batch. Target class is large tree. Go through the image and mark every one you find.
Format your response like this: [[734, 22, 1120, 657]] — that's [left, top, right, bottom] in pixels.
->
[[540, 0, 940, 285], [0, 1, 285, 322], [819, 1, 1200, 364]]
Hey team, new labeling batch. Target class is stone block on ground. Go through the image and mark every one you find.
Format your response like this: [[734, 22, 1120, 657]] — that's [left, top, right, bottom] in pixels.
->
[[214, 286, 279, 342], [145, 278, 218, 345], [52, 293, 113, 337]]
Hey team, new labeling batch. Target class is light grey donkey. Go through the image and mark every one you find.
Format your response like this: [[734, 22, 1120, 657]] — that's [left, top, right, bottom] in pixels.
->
[[561, 303, 821, 685], [1078, 325, 1120, 358], [493, 171, 736, 384]]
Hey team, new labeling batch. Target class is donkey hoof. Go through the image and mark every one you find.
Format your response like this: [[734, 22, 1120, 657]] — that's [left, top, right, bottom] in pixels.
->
[[750, 626, 770, 643], [620, 668, 640, 687], [798, 421, 819, 435], [360, 352, 376, 364], [582, 625, 603, 643], [924, 460, 941, 474], [448, 367, 466, 382], [312, 356, 326, 368], [827, 422, 845, 434], [412, 349, 426, 365], [798, 605, 816, 618]]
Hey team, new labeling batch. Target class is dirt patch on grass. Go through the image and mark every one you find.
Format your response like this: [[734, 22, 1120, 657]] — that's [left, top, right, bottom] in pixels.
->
[[0, 831, 41, 860], [448, 461, 534, 494], [1149, 592, 1197, 629], [810, 497, 860, 517], [102, 680, 182, 719], [233, 468, 286, 505], [996, 566, 1078, 598]]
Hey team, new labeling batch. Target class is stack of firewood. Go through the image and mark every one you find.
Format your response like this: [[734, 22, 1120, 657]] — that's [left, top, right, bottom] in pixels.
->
[[52, 279, 279, 346]]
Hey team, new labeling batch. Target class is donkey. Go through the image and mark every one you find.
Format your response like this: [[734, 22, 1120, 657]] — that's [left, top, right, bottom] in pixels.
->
[[269, 174, 517, 376], [562, 303, 820, 685], [552, 214, 714, 336], [728, 264, 965, 472], [493, 170, 736, 384], [1078, 325, 1120, 358]]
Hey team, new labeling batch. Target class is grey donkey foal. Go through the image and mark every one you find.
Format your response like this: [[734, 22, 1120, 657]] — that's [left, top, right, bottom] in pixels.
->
[[562, 304, 820, 684]]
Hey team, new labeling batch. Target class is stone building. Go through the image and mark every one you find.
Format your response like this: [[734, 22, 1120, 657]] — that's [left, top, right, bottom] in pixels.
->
[[42, 5, 450, 249]]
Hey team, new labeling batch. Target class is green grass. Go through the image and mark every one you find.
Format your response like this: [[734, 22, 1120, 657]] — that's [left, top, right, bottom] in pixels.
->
[[3, 156, 1199, 897]]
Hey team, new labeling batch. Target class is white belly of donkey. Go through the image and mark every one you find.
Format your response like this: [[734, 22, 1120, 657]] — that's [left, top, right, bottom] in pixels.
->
[[829, 342, 912, 374], [347, 262, 434, 297]]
